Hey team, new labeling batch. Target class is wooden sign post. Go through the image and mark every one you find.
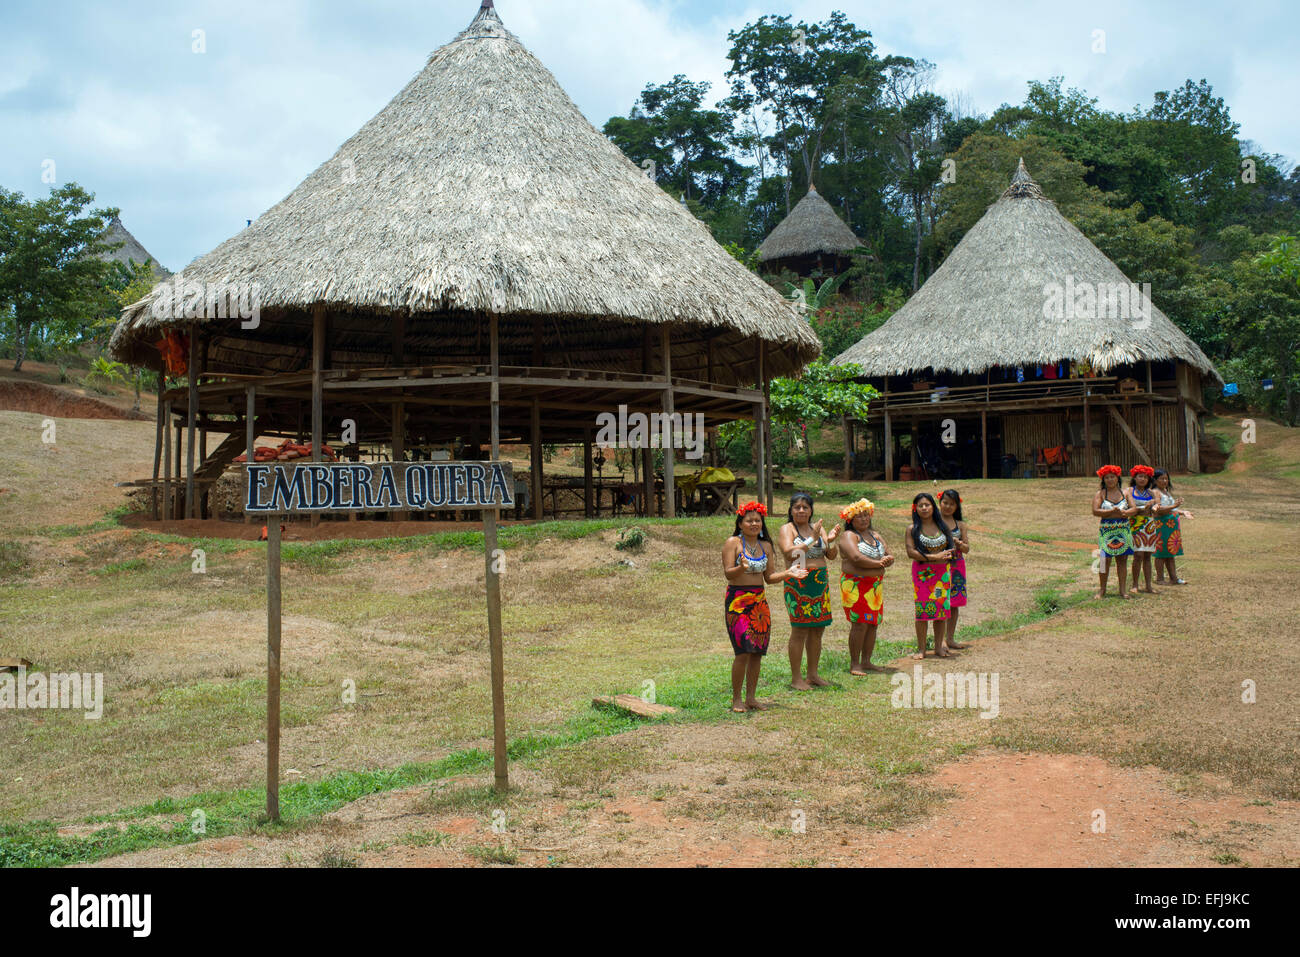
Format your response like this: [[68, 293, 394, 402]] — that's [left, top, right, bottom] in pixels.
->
[[247, 460, 515, 820]]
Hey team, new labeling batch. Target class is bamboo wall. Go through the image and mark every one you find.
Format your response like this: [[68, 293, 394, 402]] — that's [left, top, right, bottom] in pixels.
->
[[1001, 403, 1188, 475]]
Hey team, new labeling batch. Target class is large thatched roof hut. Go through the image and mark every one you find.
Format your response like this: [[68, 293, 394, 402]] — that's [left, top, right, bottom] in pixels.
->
[[100, 215, 170, 281], [757, 185, 864, 276], [111, 0, 814, 521], [833, 160, 1220, 480]]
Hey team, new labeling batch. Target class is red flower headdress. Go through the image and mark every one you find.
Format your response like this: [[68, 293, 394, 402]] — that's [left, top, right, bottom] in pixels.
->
[[1096, 465, 1122, 479], [1129, 464, 1155, 478], [736, 500, 767, 517]]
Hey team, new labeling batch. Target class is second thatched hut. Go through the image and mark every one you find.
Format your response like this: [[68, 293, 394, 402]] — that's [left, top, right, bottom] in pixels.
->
[[833, 160, 1220, 481]]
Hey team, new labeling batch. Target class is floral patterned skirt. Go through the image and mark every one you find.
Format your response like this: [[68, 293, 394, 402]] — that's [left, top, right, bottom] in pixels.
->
[[784, 566, 833, 627], [1155, 515, 1183, 558], [1131, 514, 1160, 553], [725, 585, 771, 656], [949, 556, 968, 608], [840, 572, 884, 626], [912, 561, 952, 622]]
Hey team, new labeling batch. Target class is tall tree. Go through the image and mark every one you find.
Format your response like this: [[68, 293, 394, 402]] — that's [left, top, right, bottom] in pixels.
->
[[0, 184, 117, 371], [603, 76, 748, 207]]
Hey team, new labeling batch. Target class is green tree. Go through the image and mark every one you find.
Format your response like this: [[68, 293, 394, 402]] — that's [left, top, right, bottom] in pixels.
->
[[0, 184, 117, 371], [604, 75, 748, 207]]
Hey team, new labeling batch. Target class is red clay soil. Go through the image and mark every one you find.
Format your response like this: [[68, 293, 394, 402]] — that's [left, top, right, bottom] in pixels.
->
[[119, 512, 528, 540], [0, 380, 150, 421]]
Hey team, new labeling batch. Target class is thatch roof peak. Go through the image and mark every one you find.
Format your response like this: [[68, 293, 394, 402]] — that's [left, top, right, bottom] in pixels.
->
[[110, 0, 818, 375], [100, 215, 170, 281], [757, 186, 863, 264], [1002, 157, 1045, 200], [832, 171, 1220, 382]]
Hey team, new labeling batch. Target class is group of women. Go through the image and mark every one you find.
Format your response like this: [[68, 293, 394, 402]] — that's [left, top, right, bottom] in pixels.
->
[[1093, 464, 1193, 598], [721, 489, 972, 714]]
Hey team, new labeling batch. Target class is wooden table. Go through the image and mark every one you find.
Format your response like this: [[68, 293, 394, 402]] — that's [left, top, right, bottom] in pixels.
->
[[694, 479, 746, 515]]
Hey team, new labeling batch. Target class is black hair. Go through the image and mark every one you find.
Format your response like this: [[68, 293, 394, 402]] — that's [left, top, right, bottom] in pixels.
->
[[1152, 468, 1173, 490], [733, 511, 771, 542], [910, 492, 953, 553], [787, 492, 815, 525], [939, 488, 964, 523]]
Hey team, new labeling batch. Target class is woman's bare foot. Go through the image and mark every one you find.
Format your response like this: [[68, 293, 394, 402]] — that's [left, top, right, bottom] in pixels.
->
[[948, 641, 971, 650], [790, 678, 812, 691], [864, 664, 886, 673], [1095, 590, 1107, 599], [911, 651, 927, 660], [934, 649, 954, 658], [1141, 587, 1155, 594], [808, 675, 831, 687], [745, 699, 770, 711], [850, 666, 869, 676], [730, 699, 747, 713]]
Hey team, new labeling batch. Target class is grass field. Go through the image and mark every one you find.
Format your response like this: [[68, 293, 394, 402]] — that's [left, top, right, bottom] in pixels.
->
[[1, 404, 1298, 867]]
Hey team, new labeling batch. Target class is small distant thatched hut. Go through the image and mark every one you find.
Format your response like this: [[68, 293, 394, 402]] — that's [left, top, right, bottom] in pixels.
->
[[100, 215, 170, 281], [110, 0, 817, 521], [833, 160, 1220, 480], [758, 185, 865, 276]]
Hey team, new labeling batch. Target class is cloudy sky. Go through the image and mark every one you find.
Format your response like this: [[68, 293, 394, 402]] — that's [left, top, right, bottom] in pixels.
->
[[1, 0, 1294, 270]]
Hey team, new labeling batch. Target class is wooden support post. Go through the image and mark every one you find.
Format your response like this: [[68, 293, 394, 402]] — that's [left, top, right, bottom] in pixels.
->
[[661, 326, 675, 519], [1178, 397, 1189, 471], [531, 400, 543, 520], [151, 385, 164, 520], [843, 415, 852, 480], [910, 423, 919, 470], [884, 408, 894, 482], [185, 329, 198, 519], [981, 408, 989, 479], [642, 446, 653, 518], [174, 421, 183, 520], [392, 315, 407, 521], [583, 429, 594, 519], [311, 304, 325, 528], [1083, 386, 1093, 476], [199, 337, 210, 520], [642, 327, 654, 517], [763, 376, 773, 511], [245, 386, 256, 524], [754, 340, 766, 506], [162, 400, 173, 521], [486, 314, 508, 793], [266, 516, 282, 821]]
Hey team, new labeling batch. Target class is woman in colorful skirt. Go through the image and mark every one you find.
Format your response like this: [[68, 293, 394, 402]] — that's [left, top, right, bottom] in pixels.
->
[[938, 489, 972, 651], [1093, 465, 1136, 599], [723, 501, 808, 713], [778, 492, 841, 690], [1152, 468, 1193, 585], [838, 498, 892, 675], [1128, 465, 1159, 594], [905, 492, 958, 659]]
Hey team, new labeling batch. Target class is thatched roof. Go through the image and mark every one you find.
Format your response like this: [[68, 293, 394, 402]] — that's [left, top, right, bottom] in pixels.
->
[[109, 1, 818, 379], [833, 160, 1221, 383], [757, 185, 864, 264], [100, 215, 170, 280]]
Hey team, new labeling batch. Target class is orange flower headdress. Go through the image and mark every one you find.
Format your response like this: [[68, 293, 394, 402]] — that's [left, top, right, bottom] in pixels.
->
[[1096, 465, 1122, 479], [839, 498, 875, 522], [1129, 464, 1155, 478], [736, 500, 767, 517]]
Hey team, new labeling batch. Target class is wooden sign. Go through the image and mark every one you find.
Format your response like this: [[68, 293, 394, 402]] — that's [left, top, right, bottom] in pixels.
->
[[245, 461, 513, 513]]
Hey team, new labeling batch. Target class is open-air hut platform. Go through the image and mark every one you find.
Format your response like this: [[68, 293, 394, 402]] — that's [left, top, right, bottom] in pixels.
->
[[110, 1, 818, 523], [833, 161, 1220, 480]]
